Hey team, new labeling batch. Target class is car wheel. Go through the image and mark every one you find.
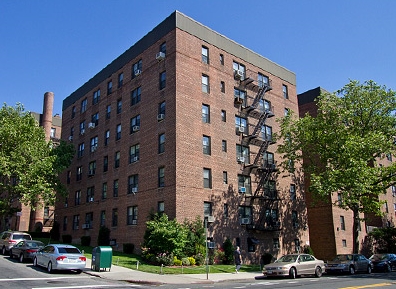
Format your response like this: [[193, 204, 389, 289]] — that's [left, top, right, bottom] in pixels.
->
[[289, 267, 297, 279], [349, 266, 355, 275], [315, 266, 322, 277], [47, 262, 53, 273], [75, 269, 82, 274], [19, 254, 24, 263], [33, 257, 38, 267]]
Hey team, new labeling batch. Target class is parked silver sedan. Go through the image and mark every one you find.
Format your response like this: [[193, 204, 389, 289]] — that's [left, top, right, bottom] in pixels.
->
[[33, 244, 86, 273], [264, 254, 325, 279], [325, 254, 372, 275]]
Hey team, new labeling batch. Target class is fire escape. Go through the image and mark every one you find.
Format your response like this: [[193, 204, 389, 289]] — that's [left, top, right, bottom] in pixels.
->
[[234, 71, 281, 232]]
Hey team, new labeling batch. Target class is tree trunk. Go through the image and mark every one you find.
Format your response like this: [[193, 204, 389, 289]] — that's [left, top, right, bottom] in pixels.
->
[[352, 209, 360, 254]]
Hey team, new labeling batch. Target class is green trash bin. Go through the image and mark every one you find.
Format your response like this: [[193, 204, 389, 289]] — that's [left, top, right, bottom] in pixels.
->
[[92, 246, 112, 272]]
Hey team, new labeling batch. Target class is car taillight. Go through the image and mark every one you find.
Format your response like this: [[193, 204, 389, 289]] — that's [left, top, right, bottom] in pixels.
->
[[79, 256, 86, 261], [9, 240, 17, 244], [56, 256, 67, 261], [26, 249, 36, 253]]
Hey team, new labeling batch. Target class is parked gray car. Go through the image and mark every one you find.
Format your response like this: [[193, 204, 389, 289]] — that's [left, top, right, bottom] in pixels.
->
[[10, 240, 45, 263], [33, 244, 86, 273], [0, 231, 32, 255], [325, 254, 372, 275]]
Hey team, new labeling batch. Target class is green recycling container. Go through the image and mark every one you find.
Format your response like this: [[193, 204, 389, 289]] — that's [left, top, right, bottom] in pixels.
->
[[91, 246, 112, 271]]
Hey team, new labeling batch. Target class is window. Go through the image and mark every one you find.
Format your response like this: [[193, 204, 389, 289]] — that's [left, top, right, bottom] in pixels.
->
[[130, 115, 140, 133], [221, 110, 226, 122], [81, 98, 88, 113], [262, 125, 273, 141], [273, 238, 280, 249], [112, 208, 118, 227], [158, 201, 165, 214], [258, 73, 269, 88], [131, 87, 141, 106], [233, 61, 245, 79], [127, 206, 138, 225], [220, 54, 224, 65], [67, 171, 71, 184], [113, 179, 119, 197], [129, 144, 140, 163], [91, 112, 99, 126], [238, 174, 251, 195], [158, 167, 165, 187], [104, 130, 110, 146], [71, 106, 76, 119], [284, 108, 290, 116], [283, 84, 289, 99], [202, 46, 209, 64], [203, 135, 211, 155], [159, 71, 166, 90], [158, 133, 165, 154], [203, 168, 212, 188], [294, 239, 300, 253], [204, 202, 212, 217], [160, 42, 166, 54], [69, 127, 74, 139], [223, 171, 228, 184], [118, 73, 124, 88], [263, 151, 275, 167], [73, 215, 79, 230], [265, 209, 279, 228], [342, 239, 347, 247], [158, 101, 166, 115], [114, 151, 120, 168], [222, 140, 227, 152], [239, 206, 252, 220], [106, 105, 111, 119], [290, 184, 296, 200], [292, 210, 298, 228], [88, 161, 96, 176], [100, 210, 106, 227], [220, 81, 225, 93], [116, 124, 121, 140], [392, 185, 396, 197], [102, 182, 107, 199], [340, 216, 345, 230], [86, 186, 94, 203], [202, 74, 209, 93], [117, 99, 122, 114], [93, 89, 101, 105], [235, 116, 247, 134], [202, 104, 210, 123], [90, 136, 98, 152], [78, 143, 84, 158], [132, 60, 142, 78], [234, 88, 246, 106], [223, 204, 228, 218], [128, 175, 138, 194], [103, 156, 108, 172], [263, 180, 276, 198], [337, 193, 342, 205], [63, 216, 67, 231], [107, 81, 112, 95], [385, 201, 389, 213], [236, 144, 250, 163], [50, 128, 56, 138], [75, 190, 81, 205], [76, 166, 82, 181], [79, 121, 85, 135]]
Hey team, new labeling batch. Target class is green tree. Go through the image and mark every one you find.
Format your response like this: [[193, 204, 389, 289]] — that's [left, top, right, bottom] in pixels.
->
[[369, 227, 396, 253], [183, 216, 205, 257], [0, 103, 74, 229], [277, 80, 396, 253]]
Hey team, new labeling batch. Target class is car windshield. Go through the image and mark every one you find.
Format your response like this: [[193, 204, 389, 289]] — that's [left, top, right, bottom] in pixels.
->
[[13, 234, 31, 240], [334, 254, 353, 261], [58, 247, 81, 254], [26, 241, 44, 248], [370, 254, 389, 261], [276, 255, 298, 263]]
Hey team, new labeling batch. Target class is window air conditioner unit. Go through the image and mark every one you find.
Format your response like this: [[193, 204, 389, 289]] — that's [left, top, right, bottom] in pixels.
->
[[75, 226, 79, 230], [239, 187, 246, 193], [80, 129, 85, 135], [88, 170, 94, 176], [132, 126, 140, 132], [234, 70, 243, 80], [132, 156, 139, 162], [238, 126, 245, 133], [88, 122, 95, 129], [240, 217, 251, 225], [207, 241, 216, 249], [82, 224, 89, 229], [91, 146, 97, 152], [131, 187, 138, 194], [237, 157, 245, 163], [156, 52, 165, 61], [157, 114, 165, 121], [89, 197, 94, 202], [68, 135, 73, 141], [132, 219, 137, 225], [134, 69, 141, 76], [207, 216, 215, 223]]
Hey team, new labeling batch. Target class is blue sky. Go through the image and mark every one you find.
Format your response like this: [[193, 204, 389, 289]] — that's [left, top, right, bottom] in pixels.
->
[[1, 0, 395, 116]]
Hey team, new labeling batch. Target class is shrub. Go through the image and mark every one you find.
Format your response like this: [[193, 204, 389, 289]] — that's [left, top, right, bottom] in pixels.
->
[[173, 256, 182, 266], [155, 252, 174, 266], [49, 221, 60, 241], [303, 245, 314, 255], [261, 253, 274, 265], [97, 226, 110, 246], [62, 234, 72, 244], [181, 257, 190, 266], [194, 253, 205, 266], [81, 236, 91, 246], [214, 248, 226, 264], [188, 257, 196, 266], [222, 238, 234, 265], [123, 243, 134, 254]]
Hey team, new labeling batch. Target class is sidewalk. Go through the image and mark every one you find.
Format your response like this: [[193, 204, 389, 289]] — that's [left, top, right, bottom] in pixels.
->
[[83, 258, 264, 285]]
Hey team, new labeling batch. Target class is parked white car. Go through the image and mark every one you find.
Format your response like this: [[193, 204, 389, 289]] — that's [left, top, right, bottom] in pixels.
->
[[33, 244, 86, 273]]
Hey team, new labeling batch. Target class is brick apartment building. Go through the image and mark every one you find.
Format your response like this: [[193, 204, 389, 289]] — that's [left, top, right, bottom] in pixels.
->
[[6, 92, 61, 233], [298, 87, 396, 261], [56, 11, 309, 263]]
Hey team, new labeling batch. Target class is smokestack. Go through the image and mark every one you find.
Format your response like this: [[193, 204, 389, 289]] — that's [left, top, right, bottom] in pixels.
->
[[42, 92, 54, 141]]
